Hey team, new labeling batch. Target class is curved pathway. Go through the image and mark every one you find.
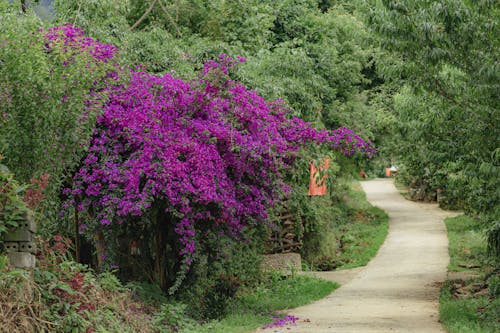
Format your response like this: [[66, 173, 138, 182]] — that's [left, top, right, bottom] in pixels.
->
[[262, 179, 458, 333]]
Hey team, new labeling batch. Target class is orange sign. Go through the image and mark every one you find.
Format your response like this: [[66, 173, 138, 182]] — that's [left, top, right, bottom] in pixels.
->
[[308, 158, 330, 196]]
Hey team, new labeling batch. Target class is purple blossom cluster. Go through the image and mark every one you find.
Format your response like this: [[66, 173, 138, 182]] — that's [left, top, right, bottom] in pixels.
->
[[43, 23, 117, 63], [261, 315, 300, 330], [51, 23, 374, 267]]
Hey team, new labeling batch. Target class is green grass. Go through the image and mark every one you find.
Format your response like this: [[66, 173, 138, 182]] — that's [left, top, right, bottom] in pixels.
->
[[445, 215, 488, 272], [440, 281, 499, 333], [196, 274, 338, 332], [439, 215, 500, 333], [310, 180, 389, 270], [336, 181, 389, 269]]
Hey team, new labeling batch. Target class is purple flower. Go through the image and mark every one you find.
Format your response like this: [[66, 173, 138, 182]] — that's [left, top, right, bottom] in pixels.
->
[[62, 53, 375, 269], [79, 223, 87, 233], [262, 315, 300, 329]]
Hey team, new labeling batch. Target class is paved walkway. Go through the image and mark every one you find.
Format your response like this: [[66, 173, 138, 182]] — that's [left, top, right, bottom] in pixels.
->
[[261, 179, 457, 333]]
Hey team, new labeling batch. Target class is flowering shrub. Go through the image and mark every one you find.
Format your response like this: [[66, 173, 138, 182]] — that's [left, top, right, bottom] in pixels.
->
[[1, 6, 123, 236], [43, 23, 117, 63], [63, 52, 374, 276]]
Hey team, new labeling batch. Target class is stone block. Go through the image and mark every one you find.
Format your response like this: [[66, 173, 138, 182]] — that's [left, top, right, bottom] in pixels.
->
[[4, 242, 19, 253], [19, 242, 36, 254], [7, 252, 36, 268], [4, 229, 33, 242], [261, 253, 302, 274], [17, 218, 37, 233]]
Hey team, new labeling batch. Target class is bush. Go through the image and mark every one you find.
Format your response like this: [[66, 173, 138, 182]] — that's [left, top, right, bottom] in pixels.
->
[[179, 229, 264, 320], [0, 3, 121, 235], [0, 160, 30, 238]]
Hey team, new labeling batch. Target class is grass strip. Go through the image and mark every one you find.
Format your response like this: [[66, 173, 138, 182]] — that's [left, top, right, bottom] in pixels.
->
[[439, 215, 500, 333], [198, 274, 338, 332], [331, 180, 389, 270]]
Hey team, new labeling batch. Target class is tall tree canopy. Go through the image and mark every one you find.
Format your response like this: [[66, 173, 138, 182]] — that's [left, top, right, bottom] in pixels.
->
[[364, 0, 499, 256]]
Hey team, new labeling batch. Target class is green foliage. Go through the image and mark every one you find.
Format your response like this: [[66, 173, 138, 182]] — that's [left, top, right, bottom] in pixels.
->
[[0, 251, 336, 332], [196, 273, 338, 333], [153, 302, 199, 333], [0, 160, 30, 237], [0, 1, 121, 236], [487, 219, 500, 259], [362, 0, 500, 258], [1, 3, 110, 181], [199, 0, 275, 52], [488, 275, 500, 299], [179, 230, 264, 320], [299, 180, 388, 270], [238, 272, 336, 313], [54, 0, 131, 45], [0, 238, 154, 333], [53, 0, 382, 134], [445, 215, 488, 273], [126, 281, 169, 306]]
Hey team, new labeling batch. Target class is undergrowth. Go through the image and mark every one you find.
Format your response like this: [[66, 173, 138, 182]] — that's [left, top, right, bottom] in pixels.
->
[[196, 272, 338, 332], [0, 239, 337, 333], [0, 238, 154, 333], [302, 180, 389, 271], [439, 215, 500, 333]]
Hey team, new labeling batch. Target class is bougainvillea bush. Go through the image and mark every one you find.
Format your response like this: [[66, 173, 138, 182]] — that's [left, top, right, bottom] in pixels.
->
[[62, 51, 374, 290]]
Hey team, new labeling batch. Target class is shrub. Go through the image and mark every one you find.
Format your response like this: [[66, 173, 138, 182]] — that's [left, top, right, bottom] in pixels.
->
[[0, 2, 121, 233], [0, 160, 30, 238]]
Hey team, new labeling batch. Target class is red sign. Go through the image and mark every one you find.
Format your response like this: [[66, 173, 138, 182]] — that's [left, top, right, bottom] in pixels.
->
[[308, 158, 330, 196]]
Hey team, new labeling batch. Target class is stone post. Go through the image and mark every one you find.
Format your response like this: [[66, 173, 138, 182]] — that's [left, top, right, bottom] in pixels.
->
[[4, 212, 36, 268]]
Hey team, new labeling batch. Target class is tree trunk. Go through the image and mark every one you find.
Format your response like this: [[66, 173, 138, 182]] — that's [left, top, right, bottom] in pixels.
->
[[94, 230, 106, 270], [21, 0, 27, 13], [154, 213, 169, 291]]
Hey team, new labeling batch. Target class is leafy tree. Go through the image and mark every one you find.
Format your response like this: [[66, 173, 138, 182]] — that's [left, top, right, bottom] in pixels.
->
[[363, 0, 499, 257]]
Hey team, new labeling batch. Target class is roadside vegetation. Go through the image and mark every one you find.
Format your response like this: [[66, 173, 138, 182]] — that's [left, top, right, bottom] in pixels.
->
[[0, 247, 337, 332], [1, 0, 497, 332], [301, 179, 388, 271], [440, 215, 500, 333], [0, 1, 375, 332]]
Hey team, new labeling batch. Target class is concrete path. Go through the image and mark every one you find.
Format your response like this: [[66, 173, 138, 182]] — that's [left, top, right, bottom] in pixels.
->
[[261, 179, 458, 333]]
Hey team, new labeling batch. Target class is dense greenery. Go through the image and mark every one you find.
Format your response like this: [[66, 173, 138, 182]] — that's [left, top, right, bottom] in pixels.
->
[[1, 0, 376, 326], [0, 2, 120, 232], [0, 160, 30, 236], [0, 0, 498, 331], [363, 0, 499, 257], [298, 180, 388, 270]]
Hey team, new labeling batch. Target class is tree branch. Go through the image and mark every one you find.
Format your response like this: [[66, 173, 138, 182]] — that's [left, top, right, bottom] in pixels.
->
[[129, 0, 158, 31], [158, 0, 182, 37]]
